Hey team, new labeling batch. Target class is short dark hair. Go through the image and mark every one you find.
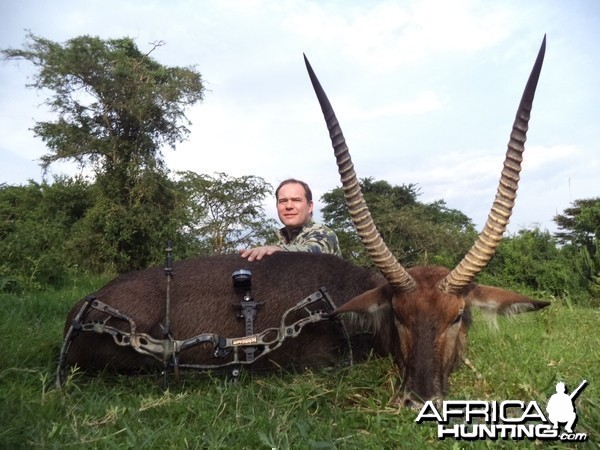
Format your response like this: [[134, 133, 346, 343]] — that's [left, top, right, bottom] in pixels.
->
[[275, 179, 313, 202]]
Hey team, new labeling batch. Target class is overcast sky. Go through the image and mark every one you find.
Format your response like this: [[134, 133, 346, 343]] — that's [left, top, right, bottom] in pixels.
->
[[1, 0, 598, 233]]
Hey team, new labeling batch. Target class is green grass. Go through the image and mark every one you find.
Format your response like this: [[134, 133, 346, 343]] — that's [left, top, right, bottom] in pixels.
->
[[0, 279, 598, 449]]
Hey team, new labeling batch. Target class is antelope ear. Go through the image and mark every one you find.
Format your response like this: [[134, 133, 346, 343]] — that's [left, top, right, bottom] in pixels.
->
[[332, 284, 393, 316], [466, 284, 550, 316]]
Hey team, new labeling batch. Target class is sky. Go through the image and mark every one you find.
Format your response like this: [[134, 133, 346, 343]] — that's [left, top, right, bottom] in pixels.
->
[[1, 0, 599, 234]]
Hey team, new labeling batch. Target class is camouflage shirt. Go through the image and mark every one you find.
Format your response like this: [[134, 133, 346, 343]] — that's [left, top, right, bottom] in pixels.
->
[[276, 220, 342, 257]]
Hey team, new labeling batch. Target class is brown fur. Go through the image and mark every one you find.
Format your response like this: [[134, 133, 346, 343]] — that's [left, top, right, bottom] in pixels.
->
[[64, 252, 385, 371]]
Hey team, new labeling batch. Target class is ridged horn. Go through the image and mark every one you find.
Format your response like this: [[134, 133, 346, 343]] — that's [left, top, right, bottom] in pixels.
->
[[304, 54, 416, 291], [439, 36, 547, 294]]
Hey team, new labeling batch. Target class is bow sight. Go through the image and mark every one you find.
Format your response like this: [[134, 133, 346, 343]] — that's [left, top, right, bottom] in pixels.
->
[[231, 269, 261, 363]]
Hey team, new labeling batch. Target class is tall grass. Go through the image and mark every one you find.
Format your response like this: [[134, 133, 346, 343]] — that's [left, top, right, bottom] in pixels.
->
[[0, 278, 598, 448]]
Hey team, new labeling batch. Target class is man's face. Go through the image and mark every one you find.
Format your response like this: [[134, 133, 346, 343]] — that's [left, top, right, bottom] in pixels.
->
[[276, 182, 314, 229]]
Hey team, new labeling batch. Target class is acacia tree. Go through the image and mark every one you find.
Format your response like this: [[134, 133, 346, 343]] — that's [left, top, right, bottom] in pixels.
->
[[177, 172, 278, 255], [2, 33, 205, 272]]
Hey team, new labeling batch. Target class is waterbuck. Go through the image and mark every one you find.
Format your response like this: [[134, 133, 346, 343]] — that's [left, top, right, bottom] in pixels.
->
[[59, 37, 549, 405]]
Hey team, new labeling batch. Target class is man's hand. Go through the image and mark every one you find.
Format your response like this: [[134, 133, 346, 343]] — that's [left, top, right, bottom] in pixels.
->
[[239, 245, 282, 261]]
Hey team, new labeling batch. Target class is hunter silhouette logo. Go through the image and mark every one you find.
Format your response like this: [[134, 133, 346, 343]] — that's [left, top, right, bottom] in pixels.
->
[[415, 379, 589, 442], [546, 380, 587, 434]]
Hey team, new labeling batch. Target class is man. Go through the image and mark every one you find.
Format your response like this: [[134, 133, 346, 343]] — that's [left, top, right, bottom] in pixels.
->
[[239, 178, 341, 261]]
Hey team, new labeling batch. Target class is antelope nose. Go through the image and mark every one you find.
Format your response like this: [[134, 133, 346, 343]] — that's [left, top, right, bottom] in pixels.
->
[[399, 393, 442, 410], [402, 394, 424, 410]]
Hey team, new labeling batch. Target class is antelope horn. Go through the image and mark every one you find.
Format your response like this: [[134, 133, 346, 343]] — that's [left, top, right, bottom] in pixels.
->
[[304, 55, 416, 291], [439, 36, 547, 294]]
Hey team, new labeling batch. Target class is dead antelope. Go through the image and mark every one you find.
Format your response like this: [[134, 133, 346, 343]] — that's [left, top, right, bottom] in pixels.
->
[[59, 37, 549, 406]]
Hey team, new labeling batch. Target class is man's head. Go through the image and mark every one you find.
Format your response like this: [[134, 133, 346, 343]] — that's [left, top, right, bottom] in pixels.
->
[[275, 179, 314, 229]]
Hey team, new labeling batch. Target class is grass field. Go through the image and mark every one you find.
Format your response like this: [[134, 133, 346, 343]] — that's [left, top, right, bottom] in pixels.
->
[[0, 277, 598, 449]]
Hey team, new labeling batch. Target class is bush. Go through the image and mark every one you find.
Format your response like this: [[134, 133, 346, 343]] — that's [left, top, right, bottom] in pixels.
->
[[0, 178, 93, 292], [479, 227, 591, 304]]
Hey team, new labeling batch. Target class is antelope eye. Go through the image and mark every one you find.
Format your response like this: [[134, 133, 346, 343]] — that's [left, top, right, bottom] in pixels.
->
[[393, 310, 404, 325], [451, 310, 464, 325]]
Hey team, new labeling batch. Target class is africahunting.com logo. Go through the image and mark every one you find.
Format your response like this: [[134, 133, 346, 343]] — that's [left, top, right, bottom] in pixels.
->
[[416, 380, 588, 442]]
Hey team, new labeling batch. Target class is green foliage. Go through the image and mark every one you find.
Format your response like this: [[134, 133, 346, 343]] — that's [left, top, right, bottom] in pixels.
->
[[0, 171, 283, 290], [478, 228, 592, 304], [321, 178, 477, 268], [0, 171, 280, 288], [69, 170, 184, 273], [571, 240, 600, 304], [176, 171, 278, 256], [0, 178, 94, 291], [0, 280, 598, 448]]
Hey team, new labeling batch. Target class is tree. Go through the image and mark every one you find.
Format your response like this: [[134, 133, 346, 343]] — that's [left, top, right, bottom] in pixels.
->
[[2, 33, 205, 272], [321, 178, 420, 233], [321, 178, 476, 267], [177, 172, 278, 255], [554, 197, 600, 251], [554, 198, 600, 302], [2, 33, 204, 174], [70, 172, 184, 273]]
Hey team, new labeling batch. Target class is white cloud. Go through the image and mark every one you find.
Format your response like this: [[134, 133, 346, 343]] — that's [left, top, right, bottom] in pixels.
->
[[286, 0, 515, 72]]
